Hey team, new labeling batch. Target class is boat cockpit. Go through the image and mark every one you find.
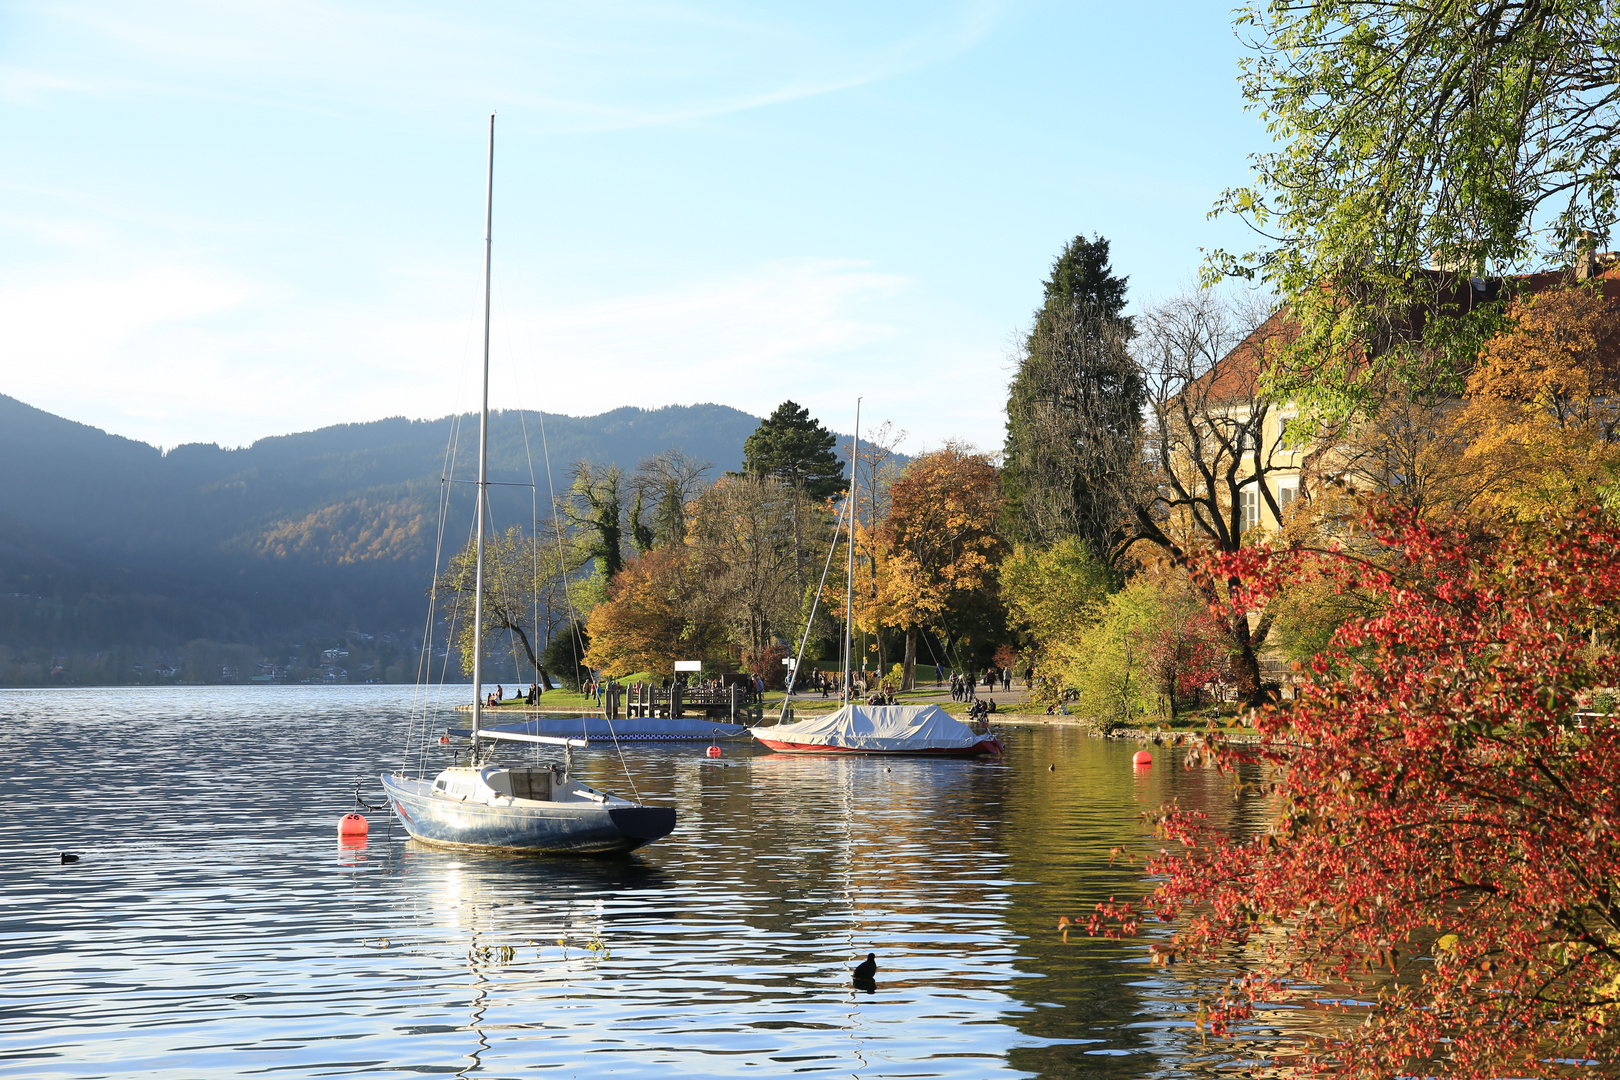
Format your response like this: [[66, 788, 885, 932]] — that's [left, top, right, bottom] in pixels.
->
[[429, 764, 631, 808]]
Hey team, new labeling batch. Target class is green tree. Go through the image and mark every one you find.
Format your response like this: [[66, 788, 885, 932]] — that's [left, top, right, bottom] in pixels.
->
[[627, 449, 710, 553], [1002, 235, 1144, 555], [1212, 0, 1620, 418], [437, 524, 573, 680], [739, 401, 847, 499], [1001, 536, 1113, 694], [542, 619, 590, 688], [739, 401, 845, 598], [564, 461, 624, 580]]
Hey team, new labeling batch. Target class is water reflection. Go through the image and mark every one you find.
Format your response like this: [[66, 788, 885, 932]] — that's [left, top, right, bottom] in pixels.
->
[[0, 687, 1305, 1078]]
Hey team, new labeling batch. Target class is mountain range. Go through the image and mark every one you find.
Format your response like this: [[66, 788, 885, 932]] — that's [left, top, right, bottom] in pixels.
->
[[0, 393, 805, 684]]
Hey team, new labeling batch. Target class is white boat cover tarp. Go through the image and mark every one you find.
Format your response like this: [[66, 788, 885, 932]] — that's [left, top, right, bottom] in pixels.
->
[[754, 704, 985, 751]]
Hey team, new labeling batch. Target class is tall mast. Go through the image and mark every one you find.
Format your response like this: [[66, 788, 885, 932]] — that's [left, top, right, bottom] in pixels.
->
[[471, 112, 495, 743], [842, 399, 860, 701]]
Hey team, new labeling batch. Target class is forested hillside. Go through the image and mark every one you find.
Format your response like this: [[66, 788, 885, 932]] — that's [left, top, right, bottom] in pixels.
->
[[0, 394, 777, 684]]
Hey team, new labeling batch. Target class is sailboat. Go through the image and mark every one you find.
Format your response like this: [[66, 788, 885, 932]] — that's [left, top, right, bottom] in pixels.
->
[[749, 402, 1004, 758], [381, 115, 677, 855]]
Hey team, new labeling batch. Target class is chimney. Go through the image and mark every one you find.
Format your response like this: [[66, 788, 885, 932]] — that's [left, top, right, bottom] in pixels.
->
[[1576, 230, 1600, 280]]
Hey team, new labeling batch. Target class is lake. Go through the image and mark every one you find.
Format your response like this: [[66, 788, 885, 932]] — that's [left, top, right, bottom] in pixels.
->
[[0, 685, 1291, 1079]]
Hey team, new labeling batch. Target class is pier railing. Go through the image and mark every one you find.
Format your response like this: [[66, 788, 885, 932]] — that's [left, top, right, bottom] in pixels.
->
[[618, 683, 761, 724]]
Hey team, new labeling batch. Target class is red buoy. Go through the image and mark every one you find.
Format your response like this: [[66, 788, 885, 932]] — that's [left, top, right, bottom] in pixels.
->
[[706, 745, 722, 758], [338, 813, 369, 836], [1132, 750, 1153, 766]]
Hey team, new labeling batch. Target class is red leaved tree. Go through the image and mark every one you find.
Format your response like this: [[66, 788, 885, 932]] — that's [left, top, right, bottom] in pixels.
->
[[1091, 503, 1620, 1078]]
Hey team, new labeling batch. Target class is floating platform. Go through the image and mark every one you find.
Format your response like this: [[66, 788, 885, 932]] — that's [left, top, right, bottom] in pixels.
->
[[448, 715, 753, 742]]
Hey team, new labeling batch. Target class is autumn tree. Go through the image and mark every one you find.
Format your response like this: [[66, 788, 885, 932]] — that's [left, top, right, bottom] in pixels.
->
[[1058, 573, 1232, 727], [686, 475, 809, 665], [869, 444, 1005, 689], [1092, 502, 1620, 1078], [582, 547, 724, 678], [1316, 284, 1620, 527], [834, 421, 907, 677], [1460, 284, 1620, 516], [1002, 235, 1143, 554]]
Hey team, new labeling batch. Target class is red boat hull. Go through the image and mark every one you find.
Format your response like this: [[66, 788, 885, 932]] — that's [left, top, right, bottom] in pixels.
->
[[753, 736, 1004, 757]]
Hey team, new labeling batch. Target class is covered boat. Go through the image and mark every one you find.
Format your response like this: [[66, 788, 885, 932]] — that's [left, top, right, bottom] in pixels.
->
[[751, 704, 1003, 757]]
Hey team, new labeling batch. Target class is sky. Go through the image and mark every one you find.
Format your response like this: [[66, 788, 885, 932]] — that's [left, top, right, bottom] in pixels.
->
[[0, 0, 1266, 456]]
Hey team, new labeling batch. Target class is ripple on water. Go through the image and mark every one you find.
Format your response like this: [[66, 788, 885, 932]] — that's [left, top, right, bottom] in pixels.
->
[[2, 686, 1299, 1078]]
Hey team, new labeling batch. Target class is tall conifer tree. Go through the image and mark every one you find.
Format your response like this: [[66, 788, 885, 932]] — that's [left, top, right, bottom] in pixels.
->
[[738, 400, 846, 620], [739, 401, 847, 499], [1002, 235, 1143, 556]]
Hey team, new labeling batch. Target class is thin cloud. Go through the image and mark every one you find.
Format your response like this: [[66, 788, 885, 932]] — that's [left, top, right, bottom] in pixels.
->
[[14, 0, 1011, 131]]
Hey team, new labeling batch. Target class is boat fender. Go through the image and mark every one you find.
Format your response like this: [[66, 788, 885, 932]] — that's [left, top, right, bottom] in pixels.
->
[[706, 745, 722, 758], [337, 813, 369, 837]]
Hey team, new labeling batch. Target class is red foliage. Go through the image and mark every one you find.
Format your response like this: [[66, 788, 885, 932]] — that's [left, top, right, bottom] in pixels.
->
[[1091, 503, 1620, 1077], [742, 643, 789, 690], [1144, 595, 1232, 705]]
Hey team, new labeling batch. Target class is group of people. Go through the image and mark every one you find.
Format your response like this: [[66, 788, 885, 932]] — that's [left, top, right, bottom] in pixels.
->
[[940, 666, 1013, 700], [486, 682, 538, 707], [865, 683, 897, 706]]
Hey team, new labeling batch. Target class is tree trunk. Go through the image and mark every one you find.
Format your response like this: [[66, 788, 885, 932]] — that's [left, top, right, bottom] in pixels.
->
[[1229, 617, 1263, 703], [903, 629, 916, 691]]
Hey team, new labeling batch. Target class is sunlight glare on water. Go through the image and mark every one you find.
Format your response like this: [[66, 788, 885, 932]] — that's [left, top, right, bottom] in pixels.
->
[[0, 685, 1287, 1079]]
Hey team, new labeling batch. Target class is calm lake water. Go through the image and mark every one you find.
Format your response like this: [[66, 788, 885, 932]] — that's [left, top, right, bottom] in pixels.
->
[[0, 686, 1295, 1079]]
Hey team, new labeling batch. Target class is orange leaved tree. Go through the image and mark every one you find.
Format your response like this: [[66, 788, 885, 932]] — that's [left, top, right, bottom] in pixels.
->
[[869, 443, 1005, 690]]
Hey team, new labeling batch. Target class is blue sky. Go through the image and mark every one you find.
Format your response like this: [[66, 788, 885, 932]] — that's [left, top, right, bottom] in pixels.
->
[[0, 1, 1264, 455]]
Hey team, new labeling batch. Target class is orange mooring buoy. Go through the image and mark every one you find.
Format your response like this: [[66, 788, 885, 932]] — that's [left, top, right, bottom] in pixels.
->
[[706, 745, 722, 758], [338, 813, 369, 837], [1132, 750, 1153, 766]]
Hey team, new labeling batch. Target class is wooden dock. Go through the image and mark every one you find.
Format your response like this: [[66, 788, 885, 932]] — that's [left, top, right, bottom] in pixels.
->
[[455, 683, 765, 724]]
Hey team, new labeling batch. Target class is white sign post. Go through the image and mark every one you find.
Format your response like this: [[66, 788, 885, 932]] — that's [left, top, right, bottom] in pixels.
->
[[673, 660, 702, 673]]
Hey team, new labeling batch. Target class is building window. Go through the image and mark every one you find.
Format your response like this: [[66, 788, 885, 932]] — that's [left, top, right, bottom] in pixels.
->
[[1278, 481, 1299, 516], [1240, 489, 1261, 533], [1277, 416, 1295, 449]]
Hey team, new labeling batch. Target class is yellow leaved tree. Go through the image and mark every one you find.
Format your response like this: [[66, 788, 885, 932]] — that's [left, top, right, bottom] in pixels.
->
[[1460, 285, 1620, 518]]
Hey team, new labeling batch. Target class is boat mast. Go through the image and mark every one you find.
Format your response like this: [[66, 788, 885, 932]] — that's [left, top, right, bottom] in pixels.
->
[[842, 399, 860, 701], [471, 112, 495, 745]]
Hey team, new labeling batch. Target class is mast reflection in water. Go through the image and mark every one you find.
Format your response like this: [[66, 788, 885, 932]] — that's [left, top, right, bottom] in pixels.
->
[[1, 685, 1310, 1078]]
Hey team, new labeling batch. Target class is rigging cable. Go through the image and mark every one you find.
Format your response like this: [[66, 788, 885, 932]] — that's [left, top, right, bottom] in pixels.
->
[[777, 493, 849, 723]]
